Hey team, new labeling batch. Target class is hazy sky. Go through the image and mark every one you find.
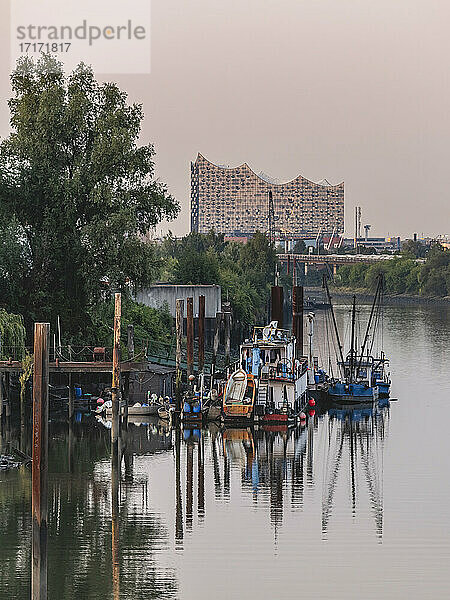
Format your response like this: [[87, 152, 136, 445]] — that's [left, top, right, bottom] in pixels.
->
[[1, 0, 449, 239]]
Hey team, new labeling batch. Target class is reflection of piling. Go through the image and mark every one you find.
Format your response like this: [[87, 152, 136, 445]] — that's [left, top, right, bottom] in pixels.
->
[[32, 323, 50, 600], [68, 373, 74, 422], [198, 435, 205, 521], [175, 299, 184, 412], [111, 456, 120, 600], [223, 454, 230, 499], [175, 428, 183, 544], [292, 286, 304, 357], [271, 286, 284, 327], [307, 416, 314, 483], [186, 297, 194, 378], [0, 374, 3, 435], [211, 434, 222, 499], [186, 443, 194, 531], [198, 295, 205, 372], [111, 293, 122, 467], [68, 423, 74, 474]]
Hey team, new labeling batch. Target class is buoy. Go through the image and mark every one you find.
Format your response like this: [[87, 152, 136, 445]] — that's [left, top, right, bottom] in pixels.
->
[[308, 398, 316, 407], [299, 412, 306, 421], [309, 409, 315, 417]]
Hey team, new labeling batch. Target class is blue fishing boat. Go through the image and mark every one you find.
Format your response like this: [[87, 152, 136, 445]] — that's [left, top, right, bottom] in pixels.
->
[[323, 274, 388, 404]]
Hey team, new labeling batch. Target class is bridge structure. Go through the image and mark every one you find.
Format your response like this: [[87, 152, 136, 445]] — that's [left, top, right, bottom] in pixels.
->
[[277, 253, 401, 276]]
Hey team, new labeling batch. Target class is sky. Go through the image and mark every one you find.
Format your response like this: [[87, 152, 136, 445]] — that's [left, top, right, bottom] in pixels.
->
[[0, 0, 449, 239]]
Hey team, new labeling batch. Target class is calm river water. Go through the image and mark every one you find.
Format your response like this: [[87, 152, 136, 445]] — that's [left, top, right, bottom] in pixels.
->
[[1, 304, 449, 599]]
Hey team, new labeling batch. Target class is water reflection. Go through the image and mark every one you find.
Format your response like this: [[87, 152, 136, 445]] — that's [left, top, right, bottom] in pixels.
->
[[175, 400, 390, 546], [322, 400, 389, 540], [1, 399, 390, 600]]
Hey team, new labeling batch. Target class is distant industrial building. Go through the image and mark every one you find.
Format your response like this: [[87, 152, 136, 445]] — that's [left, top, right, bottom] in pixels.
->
[[191, 153, 344, 238]]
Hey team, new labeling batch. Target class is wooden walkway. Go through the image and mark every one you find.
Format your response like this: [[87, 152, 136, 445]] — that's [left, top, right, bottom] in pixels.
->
[[0, 360, 161, 374]]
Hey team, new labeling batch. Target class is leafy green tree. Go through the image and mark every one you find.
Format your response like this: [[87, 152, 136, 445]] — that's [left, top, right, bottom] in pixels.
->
[[0, 55, 178, 335], [402, 239, 427, 258]]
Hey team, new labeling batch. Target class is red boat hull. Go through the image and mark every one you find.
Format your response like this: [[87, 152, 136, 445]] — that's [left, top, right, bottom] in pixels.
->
[[263, 413, 288, 423]]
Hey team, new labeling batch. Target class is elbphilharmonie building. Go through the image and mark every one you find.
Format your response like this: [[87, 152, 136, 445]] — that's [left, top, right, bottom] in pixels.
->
[[191, 153, 344, 238]]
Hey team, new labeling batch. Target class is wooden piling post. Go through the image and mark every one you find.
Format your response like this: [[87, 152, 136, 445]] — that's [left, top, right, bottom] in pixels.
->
[[271, 285, 284, 327], [198, 295, 205, 373], [111, 293, 121, 466], [175, 299, 184, 413], [186, 297, 194, 378], [32, 322, 50, 600], [292, 285, 304, 357]]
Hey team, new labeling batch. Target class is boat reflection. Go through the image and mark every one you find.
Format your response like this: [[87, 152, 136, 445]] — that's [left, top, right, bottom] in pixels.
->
[[176, 399, 389, 542], [322, 399, 389, 539]]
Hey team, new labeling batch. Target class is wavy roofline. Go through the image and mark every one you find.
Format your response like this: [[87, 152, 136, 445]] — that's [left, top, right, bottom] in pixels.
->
[[195, 153, 344, 188]]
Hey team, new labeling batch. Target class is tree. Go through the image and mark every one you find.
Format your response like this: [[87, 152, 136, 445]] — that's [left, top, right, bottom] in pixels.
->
[[293, 239, 306, 254], [402, 239, 427, 258], [0, 55, 179, 335]]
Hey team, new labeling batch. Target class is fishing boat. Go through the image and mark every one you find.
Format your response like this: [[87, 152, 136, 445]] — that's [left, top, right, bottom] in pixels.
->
[[224, 321, 308, 424], [324, 274, 388, 404]]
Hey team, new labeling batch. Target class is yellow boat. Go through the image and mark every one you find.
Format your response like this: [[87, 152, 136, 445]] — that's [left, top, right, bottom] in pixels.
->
[[222, 369, 256, 421]]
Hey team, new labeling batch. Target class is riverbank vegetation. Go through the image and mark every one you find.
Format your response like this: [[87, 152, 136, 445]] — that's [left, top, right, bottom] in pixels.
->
[[334, 244, 450, 297]]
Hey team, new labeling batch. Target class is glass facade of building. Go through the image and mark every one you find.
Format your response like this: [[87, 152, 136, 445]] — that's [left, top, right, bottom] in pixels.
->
[[191, 153, 344, 237]]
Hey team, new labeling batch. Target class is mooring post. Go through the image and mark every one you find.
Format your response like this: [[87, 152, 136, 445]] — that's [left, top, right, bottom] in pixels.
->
[[32, 322, 50, 600], [271, 285, 284, 327], [186, 297, 194, 378], [292, 285, 304, 357], [175, 299, 184, 413], [111, 293, 121, 467], [198, 295, 205, 373]]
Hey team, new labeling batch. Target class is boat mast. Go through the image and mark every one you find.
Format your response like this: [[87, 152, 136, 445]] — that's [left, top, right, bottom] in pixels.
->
[[356, 274, 383, 375], [349, 295, 356, 383], [322, 275, 345, 378], [307, 313, 315, 385]]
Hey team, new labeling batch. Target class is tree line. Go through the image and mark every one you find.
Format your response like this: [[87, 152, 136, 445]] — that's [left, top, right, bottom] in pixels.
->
[[334, 243, 450, 297]]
